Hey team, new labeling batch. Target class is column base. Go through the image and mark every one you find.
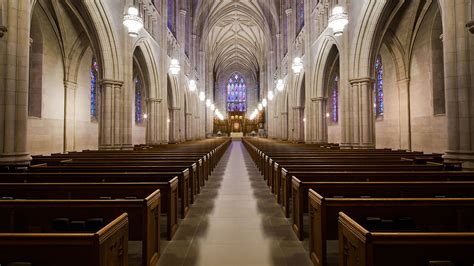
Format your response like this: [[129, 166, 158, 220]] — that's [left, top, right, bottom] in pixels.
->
[[339, 143, 376, 149], [121, 144, 134, 151], [444, 150, 474, 169], [0, 152, 32, 167], [98, 144, 123, 151]]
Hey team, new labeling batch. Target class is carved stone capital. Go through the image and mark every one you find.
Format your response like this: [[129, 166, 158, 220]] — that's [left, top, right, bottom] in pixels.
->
[[349, 77, 373, 85], [100, 79, 124, 86], [0, 26, 7, 38], [467, 20, 474, 34]]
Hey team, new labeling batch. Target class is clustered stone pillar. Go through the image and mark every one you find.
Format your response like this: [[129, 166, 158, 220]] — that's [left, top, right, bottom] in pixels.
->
[[443, 0, 474, 168], [169, 107, 181, 143], [146, 98, 162, 145], [292, 106, 304, 142], [347, 78, 375, 148], [280, 112, 288, 140], [98, 79, 124, 150], [64, 81, 77, 152], [397, 78, 411, 150], [313, 97, 327, 143], [0, 0, 31, 166], [185, 112, 193, 141]]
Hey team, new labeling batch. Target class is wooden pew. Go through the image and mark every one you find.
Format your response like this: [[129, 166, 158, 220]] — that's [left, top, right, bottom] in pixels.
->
[[0, 190, 160, 266], [338, 212, 474, 266], [0, 213, 129, 266], [308, 189, 474, 266], [267, 158, 417, 196], [33, 155, 207, 193], [28, 165, 190, 218], [291, 179, 474, 240], [279, 166, 459, 217], [0, 181, 178, 240], [56, 160, 200, 204]]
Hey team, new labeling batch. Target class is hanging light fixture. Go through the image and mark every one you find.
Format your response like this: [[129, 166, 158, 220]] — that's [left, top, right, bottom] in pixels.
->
[[123, 6, 143, 37], [262, 98, 268, 107], [292, 57, 304, 74], [276, 79, 284, 91], [258, 103, 263, 111], [143, 113, 148, 119], [199, 91, 205, 101], [169, 59, 181, 75], [189, 79, 197, 92], [268, 91, 274, 100], [328, 6, 349, 37], [206, 99, 211, 107], [210, 104, 215, 111]]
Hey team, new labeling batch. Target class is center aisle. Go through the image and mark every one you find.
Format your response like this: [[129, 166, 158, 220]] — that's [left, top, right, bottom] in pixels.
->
[[157, 141, 312, 266]]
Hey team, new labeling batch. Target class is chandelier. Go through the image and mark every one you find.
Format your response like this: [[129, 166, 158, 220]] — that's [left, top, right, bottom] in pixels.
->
[[292, 57, 303, 74], [169, 59, 181, 75], [123, 6, 143, 37], [328, 6, 349, 37]]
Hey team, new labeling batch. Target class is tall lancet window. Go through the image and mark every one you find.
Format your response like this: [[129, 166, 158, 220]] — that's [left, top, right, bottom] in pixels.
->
[[134, 73, 144, 125], [90, 58, 99, 122], [374, 55, 384, 118], [226, 74, 247, 112], [167, 0, 176, 35], [296, 0, 304, 35], [328, 74, 339, 124]]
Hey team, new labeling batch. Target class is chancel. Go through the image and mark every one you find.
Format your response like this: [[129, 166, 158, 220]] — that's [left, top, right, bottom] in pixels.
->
[[1, 0, 474, 266]]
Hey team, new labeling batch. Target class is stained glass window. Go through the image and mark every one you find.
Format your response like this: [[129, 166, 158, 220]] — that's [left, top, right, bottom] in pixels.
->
[[135, 75, 143, 125], [226, 74, 247, 112], [283, 10, 288, 55], [90, 58, 99, 121], [374, 55, 384, 118], [167, 0, 175, 35], [329, 74, 339, 123], [297, 0, 304, 35]]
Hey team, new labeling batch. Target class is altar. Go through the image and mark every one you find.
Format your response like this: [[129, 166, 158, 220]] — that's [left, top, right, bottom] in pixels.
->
[[230, 132, 244, 139]]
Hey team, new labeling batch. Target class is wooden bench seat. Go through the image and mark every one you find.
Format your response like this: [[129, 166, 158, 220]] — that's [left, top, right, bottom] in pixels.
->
[[0, 190, 160, 266], [338, 212, 474, 266], [308, 189, 474, 266], [33, 155, 208, 191], [0, 181, 178, 240], [291, 180, 474, 240], [0, 213, 129, 266], [27, 166, 191, 218], [55, 160, 201, 203]]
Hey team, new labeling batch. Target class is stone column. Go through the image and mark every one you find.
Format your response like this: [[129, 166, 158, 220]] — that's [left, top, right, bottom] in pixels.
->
[[313, 98, 328, 143], [146, 98, 162, 145], [99, 79, 124, 150], [0, 0, 31, 166], [169, 107, 181, 143], [185, 112, 193, 141], [443, 0, 474, 168], [397, 78, 411, 150], [348, 78, 375, 148], [292, 106, 305, 143], [63, 81, 77, 152], [280, 112, 288, 140]]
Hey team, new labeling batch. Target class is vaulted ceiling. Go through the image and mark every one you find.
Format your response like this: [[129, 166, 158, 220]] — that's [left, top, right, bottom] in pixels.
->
[[194, 0, 279, 82]]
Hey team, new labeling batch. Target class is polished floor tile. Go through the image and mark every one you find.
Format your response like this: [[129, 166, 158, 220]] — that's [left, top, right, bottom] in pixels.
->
[[156, 141, 313, 266]]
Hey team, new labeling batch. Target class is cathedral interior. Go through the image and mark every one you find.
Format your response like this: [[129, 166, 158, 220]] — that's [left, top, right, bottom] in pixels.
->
[[1, 0, 474, 265]]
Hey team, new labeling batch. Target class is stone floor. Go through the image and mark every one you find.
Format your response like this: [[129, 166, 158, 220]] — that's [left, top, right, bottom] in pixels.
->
[[156, 140, 313, 266]]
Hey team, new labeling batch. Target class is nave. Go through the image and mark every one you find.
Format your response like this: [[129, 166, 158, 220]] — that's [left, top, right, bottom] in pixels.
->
[[157, 141, 313, 266]]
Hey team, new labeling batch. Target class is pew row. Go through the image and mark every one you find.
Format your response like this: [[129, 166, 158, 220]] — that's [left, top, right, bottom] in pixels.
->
[[0, 181, 178, 240], [280, 170, 474, 218], [27, 166, 190, 219], [292, 179, 474, 240], [308, 189, 474, 266], [0, 191, 160, 266], [338, 212, 474, 266], [0, 213, 129, 266]]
